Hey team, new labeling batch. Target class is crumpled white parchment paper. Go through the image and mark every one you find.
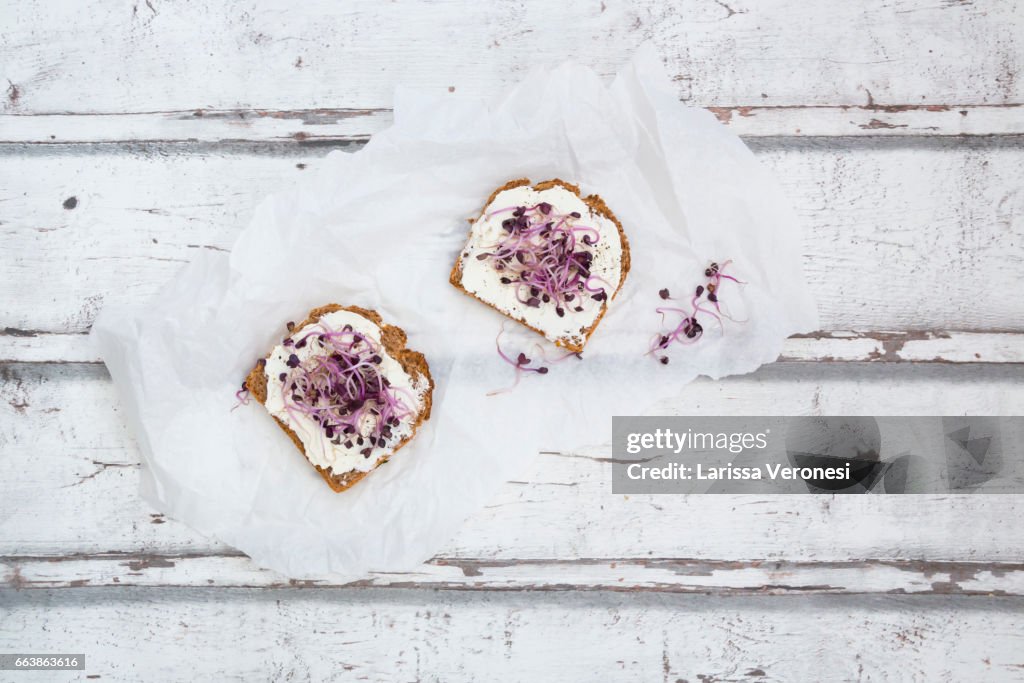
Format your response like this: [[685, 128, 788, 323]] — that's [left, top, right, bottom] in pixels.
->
[[92, 45, 818, 579]]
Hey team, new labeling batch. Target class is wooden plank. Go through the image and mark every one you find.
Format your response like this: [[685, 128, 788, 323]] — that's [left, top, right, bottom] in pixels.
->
[[779, 331, 1024, 364], [5, 554, 1024, 596], [0, 331, 92, 364], [707, 104, 1024, 137], [1, 589, 1022, 681], [6, 329, 1024, 365], [0, 110, 386, 144], [3, 0, 1021, 116], [3, 138, 1023, 335], [3, 104, 1023, 144], [3, 362, 1023, 565]]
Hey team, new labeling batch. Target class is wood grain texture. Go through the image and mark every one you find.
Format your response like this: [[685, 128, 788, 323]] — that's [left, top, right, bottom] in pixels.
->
[[3, 138, 1023, 336], [4, 3, 1024, 675], [7, 329, 1024, 365], [3, 362, 1023, 582], [5, 555, 1024, 596], [2, 0, 1021, 114], [4, 105, 1024, 144], [1, 589, 1023, 681]]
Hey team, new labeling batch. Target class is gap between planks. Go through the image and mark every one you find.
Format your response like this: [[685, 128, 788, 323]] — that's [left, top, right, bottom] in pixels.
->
[[2, 329, 1022, 365], [3, 554, 1022, 596], [1, 104, 1022, 144]]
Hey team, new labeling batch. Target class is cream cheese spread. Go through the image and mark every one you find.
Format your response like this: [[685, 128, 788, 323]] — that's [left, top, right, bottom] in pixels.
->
[[263, 309, 428, 475]]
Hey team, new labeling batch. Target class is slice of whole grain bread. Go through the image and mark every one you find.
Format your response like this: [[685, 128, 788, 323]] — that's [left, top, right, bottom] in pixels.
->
[[245, 304, 434, 493], [449, 178, 631, 353]]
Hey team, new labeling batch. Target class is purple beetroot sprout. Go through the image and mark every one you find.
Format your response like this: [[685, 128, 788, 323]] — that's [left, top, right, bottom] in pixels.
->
[[481, 203, 608, 314], [481, 201, 607, 391], [649, 260, 745, 359], [232, 382, 251, 410], [488, 325, 578, 396], [252, 318, 415, 449], [529, 343, 582, 365], [704, 259, 748, 322]]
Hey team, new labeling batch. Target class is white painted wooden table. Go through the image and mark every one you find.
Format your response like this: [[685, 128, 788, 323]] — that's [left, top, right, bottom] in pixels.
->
[[3, 1, 1024, 680]]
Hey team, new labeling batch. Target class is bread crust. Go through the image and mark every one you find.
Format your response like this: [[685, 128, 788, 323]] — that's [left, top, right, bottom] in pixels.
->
[[449, 178, 631, 353], [245, 304, 434, 493]]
